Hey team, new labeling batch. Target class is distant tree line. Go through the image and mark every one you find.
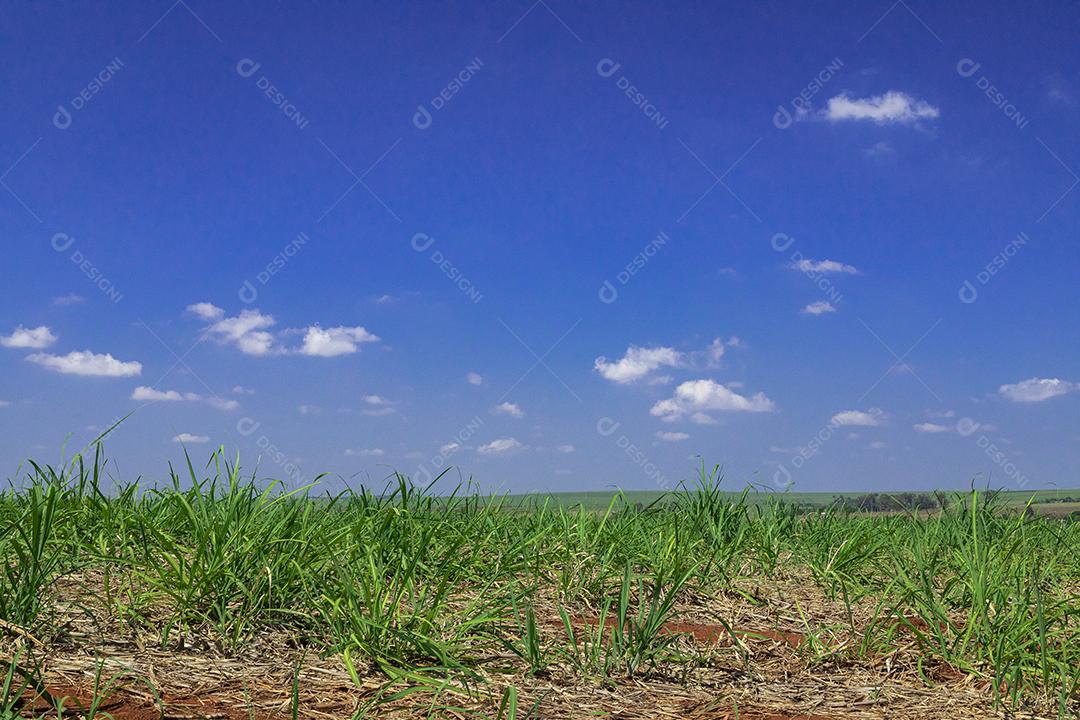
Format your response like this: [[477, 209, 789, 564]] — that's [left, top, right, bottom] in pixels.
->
[[830, 492, 939, 513]]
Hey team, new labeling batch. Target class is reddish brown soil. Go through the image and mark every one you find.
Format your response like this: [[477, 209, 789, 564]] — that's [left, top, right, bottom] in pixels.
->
[[24, 681, 281, 720], [563, 615, 806, 648]]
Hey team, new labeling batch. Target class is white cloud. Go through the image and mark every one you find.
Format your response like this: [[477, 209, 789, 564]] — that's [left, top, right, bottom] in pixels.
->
[[477, 437, 523, 455], [556, 444, 575, 453], [193, 304, 380, 358], [689, 412, 717, 425], [298, 325, 380, 357], [493, 401, 525, 418], [27, 350, 141, 377], [132, 386, 187, 402], [375, 294, 398, 304], [298, 404, 321, 415], [864, 141, 895, 158], [345, 447, 384, 457], [1, 325, 58, 349], [466, 372, 483, 386], [595, 345, 682, 384], [656, 431, 690, 442], [792, 259, 860, 275], [52, 293, 85, 306], [200, 308, 277, 356], [801, 301, 837, 316], [232, 385, 255, 395], [295, 325, 380, 358], [830, 408, 886, 427], [998, 377, 1079, 403], [360, 395, 397, 416], [440, 442, 461, 455], [131, 385, 238, 410], [186, 302, 225, 321], [702, 338, 729, 366], [172, 433, 210, 444], [914, 422, 950, 433], [651, 379, 775, 421], [824, 91, 939, 124]]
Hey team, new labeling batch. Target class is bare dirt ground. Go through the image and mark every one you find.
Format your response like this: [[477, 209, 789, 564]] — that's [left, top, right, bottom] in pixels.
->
[[8, 567, 1054, 720]]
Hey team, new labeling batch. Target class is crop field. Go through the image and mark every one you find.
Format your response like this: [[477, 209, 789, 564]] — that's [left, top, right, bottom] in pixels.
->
[[2, 448, 1079, 719]]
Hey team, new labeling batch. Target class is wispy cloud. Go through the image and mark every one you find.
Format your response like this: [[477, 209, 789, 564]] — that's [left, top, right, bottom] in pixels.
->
[[492, 401, 524, 418], [52, 293, 85, 306], [27, 350, 141, 377], [999, 377, 1078, 403], [188, 303, 379, 357], [361, 394, 397, 417], [792, 259, 859, 275], [830, 408, 886, 427], [477, 437, 523, 455], [824, 91, 939, 124], [801, 301, 836, 315], [1, 325, 57, 349], [655, 431, 689, 442], [172, 433, 210, 444], [131, 385, 238, 410]]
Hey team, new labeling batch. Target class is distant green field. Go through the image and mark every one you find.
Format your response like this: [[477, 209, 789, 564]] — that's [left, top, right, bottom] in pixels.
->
[[508, 487, 1080, 511]]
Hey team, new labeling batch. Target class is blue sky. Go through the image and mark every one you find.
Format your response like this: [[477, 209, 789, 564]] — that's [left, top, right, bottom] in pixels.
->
[[2, 1, 1078, 493]]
